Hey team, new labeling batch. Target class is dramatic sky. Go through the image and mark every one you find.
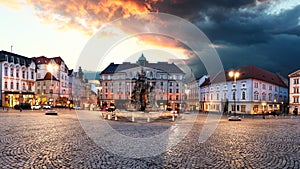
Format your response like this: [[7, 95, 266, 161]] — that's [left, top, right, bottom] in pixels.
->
[[1, 0, 300, 78]]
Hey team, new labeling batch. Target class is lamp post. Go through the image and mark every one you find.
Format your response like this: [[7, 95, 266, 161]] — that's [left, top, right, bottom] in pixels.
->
[[229, 71, 240, 116]]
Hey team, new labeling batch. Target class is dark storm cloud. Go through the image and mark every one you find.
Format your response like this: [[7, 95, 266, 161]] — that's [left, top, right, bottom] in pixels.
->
[[153, 0, 300, 77]]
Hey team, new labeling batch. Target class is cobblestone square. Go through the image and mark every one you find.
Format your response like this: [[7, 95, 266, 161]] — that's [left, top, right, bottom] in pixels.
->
[[0, 110, 300, 168]]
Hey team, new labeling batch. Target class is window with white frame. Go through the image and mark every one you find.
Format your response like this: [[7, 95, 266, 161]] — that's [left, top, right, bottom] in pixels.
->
[[254, 92, 259, 100]]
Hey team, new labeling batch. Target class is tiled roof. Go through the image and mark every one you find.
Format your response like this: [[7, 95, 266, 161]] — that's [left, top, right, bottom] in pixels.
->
[[201, 65, 287, 87], [100, 62, 184, 75]]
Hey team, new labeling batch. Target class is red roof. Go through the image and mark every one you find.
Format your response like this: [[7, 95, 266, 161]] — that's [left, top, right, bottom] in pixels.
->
[[32, 56, 68, 69], [202, 65, 287, 87]]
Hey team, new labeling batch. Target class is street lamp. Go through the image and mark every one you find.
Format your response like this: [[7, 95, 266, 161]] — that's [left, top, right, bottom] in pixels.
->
[[229, 71, 240, 116]]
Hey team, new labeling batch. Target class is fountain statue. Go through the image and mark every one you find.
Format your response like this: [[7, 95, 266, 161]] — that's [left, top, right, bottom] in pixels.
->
[[131, 68, 157, 112]]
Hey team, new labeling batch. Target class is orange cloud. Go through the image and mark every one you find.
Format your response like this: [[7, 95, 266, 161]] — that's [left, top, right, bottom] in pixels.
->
[[25, 0, 160, 35]]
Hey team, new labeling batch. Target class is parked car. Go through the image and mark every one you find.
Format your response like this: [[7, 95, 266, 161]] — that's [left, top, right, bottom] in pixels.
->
[[14, 103, 31, 110], [73, 106, 82, 110], [42, 105, 52, 109], [31, 105, 41, 110]]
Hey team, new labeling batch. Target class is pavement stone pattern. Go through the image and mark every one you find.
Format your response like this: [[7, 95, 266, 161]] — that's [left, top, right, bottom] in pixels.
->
[[0, 109, 300, 168]]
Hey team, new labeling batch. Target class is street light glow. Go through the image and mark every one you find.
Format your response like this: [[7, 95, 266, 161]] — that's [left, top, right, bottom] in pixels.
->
[[229, 71, 240, 78]]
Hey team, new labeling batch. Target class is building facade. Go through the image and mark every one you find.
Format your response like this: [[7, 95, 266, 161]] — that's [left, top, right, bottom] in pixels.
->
[[0, 50, 36, 107], [99, 54, 185, 110], [288, 70, 300, 115], [200, 66, 288, 114], [33, 56, 71, 106]]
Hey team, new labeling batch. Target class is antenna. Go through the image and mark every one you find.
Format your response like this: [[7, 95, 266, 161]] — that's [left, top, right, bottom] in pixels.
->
[[10, 45, 13, 52]]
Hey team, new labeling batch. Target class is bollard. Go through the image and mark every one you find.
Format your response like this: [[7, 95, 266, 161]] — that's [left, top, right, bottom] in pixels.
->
[[147, 117, 150, 122], [172, 115, 175, 121], [115, 115, 117, 121], [108, 114, 111, 120], [132, 115, 135, 122]]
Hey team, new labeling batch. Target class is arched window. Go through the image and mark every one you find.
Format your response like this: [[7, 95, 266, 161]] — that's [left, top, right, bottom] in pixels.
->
[[268, 93, 272, 101], [262, 92, 266, 101]]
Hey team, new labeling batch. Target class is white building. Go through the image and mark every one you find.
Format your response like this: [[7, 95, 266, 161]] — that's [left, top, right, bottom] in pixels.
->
[[0, 50, 36, 107], [200, 65, 288, 114], [288, 70, 300, 115], [33, 56, 71, 106]]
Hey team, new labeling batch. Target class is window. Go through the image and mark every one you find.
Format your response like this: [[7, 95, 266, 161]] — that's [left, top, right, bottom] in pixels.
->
[[217, 93, 219, 100], [37, 82, 40, 86], [28, 84, 32, 91], [241, 105, 246, 113], [242, 91, 246, 100], [22, 83, 25, 90], [294, 87, 299, 93], [268, 93, 272, 101], [176, 89, 179, 93], [31, 71, 34, 79], [43, 89, 46, 94], [10, 82, 13, 89], [37, 89, 40, 94], [262, 93, 266, 101], [232, 92, 236, 100], [22, 71, 25, 79], [16, 69, 19, 78], [254, 82, 258, 88], [160, 82, 163, 86], [269, 85, 272, 91], [253, 105, 259, 113], [242, 83, 246, 88], [169, 88, 172, 93], [4, 67, 8, 76], [43, 81, 46, 86], [169, 95, 172, 100], [294, 79, 299, 84], [176, 95, 179, 100], [16, 82, 19, 90], [262, 84, 266, 89], [50, 89, 53, 94], [237, 105, 240, 111], [176, 82, 179, 87], [231, 105, 236, 111], [254, 92, 259, 100], [169, 82, 173, 86], [4, 82, 8, 89], [294, 97, 299, 103], [10, 68, 14, 76]]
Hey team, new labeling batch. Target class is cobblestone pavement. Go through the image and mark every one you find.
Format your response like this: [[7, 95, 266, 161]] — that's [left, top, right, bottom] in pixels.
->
[[0, 109, 300, 168]]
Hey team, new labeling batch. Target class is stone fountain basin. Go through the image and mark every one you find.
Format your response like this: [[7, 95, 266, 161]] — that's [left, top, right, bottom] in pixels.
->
[[101, 110, 178, 121]]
